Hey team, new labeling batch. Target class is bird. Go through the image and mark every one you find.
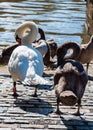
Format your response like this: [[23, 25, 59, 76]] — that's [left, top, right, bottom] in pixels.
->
[[54, 59, 88, 116], [34, 39, 56, 67], [8, 21, 50, 97], [33, 27, 57, 59], [46, 39, 57, 59], [54, 44, 88, 116], [32, 31, 57, 67], [0, 25, 40, 65], [77, 35, 93, 72], [0, 27, 57, 67], [0, 43, 19, 65], [0, 27, 46, 65], [57, 35, 93, 72], [57, 42, 81, 67]]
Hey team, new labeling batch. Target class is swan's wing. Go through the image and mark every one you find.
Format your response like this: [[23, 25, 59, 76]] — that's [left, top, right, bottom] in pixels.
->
[[22, 73, 51, 86], [21, 50, 51, 86], [8, 45, 51, 86], [35, 41, 48, 57]]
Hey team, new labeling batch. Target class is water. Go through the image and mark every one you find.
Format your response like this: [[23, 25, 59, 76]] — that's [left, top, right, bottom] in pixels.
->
[[0, 0, 86, 46]]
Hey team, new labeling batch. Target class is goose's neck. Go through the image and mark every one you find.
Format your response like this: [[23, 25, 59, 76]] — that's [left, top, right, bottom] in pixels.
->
[[38, 28, 46, 40], [57, 46, 66, 66], [57, 42, 80, 66]]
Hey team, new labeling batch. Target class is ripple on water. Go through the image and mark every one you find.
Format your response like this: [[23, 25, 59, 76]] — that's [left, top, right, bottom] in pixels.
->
[[0, 0, 86, 46]]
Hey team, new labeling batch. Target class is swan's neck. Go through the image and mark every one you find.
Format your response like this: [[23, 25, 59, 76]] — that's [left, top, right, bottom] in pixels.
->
[[22, 24, 38, 45], [15, 21, 38, 45]]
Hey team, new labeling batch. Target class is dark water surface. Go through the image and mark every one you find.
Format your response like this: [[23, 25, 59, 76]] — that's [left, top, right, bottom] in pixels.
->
[[0, 0, 86, 46]]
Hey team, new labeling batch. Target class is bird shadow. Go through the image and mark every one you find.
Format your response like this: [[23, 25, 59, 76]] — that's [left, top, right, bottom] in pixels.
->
[[60, 115, 93, 129], [14, 97, 53, 115], [88, 75, 93, 81], [0, 74, 11, 78], [43, 72, 54, 78], [37, 84, 54, 91]]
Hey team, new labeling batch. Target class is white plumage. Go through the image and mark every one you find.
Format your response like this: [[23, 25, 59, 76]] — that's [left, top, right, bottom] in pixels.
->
[[8, 45, 48, 85], [8, 21, 50, 97]]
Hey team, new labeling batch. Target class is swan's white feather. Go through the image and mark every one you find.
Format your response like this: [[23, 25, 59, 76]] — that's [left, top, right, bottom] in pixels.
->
[[8, 45, 49, 85]]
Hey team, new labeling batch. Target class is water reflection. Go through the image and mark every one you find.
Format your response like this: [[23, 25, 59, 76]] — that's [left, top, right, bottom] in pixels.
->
[[0, 0, 86, 45], [0, 0, 24, 2]]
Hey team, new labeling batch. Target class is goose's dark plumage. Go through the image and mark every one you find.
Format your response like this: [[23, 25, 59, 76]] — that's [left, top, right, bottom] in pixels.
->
[[57, 36, 93, 72], [54, 59, 88, 115], [57, 42, 81, 67], [0, 43, 19, 65], [54, 44, 88, 115]]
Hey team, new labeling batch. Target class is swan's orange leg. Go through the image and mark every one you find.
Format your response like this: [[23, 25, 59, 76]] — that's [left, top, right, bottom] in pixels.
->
[[13, 82, 19, 97]]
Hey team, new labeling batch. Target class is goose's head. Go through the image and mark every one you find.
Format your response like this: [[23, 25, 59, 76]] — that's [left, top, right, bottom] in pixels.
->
[[15, 21, 38, 45]]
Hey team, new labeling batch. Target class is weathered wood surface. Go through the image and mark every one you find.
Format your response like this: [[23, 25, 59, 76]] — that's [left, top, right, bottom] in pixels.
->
[[0, 64, 93, 129]]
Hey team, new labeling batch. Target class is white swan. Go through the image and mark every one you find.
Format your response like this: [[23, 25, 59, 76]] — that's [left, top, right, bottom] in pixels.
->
[[8, 21, 50, 97], [0, 27, 48, 65]]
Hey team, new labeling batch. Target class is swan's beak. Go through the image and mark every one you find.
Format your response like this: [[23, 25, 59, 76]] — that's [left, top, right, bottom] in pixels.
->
[[15, 35, 21, 45], [17, 39, 21, 45]]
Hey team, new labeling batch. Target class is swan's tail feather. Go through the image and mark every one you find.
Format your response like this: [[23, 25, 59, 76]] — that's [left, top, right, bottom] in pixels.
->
[[22, 74, 51, 86]]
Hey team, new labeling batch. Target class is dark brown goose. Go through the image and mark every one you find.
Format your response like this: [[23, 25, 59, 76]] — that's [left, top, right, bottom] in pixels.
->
[[57, 35, 93, 72], [54, 44, 88, 116], [46, 39, 57, 58]]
